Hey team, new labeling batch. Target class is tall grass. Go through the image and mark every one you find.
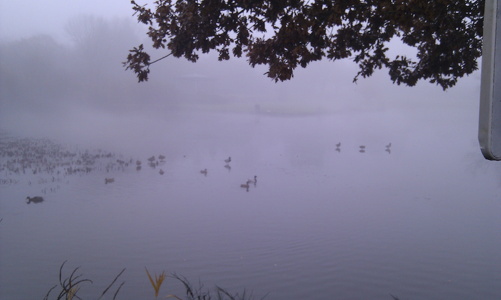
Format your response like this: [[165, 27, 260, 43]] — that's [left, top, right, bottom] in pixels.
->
[[145, 268, 166, 298], [44, 261, 265, 300], [44, 261, 401, 299], [43, 260, 125, 300]]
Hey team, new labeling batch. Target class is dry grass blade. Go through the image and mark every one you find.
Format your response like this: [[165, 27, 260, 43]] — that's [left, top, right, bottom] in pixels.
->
[[67, 286, 80, 300], [145, 267, 166, 298]]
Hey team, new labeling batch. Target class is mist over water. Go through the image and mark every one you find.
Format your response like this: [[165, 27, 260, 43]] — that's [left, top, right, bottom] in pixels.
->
[[1, 11, 501, 300]]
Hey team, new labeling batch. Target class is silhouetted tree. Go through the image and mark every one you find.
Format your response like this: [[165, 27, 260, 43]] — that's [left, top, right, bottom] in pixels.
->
[[123, 0, 484, 90]]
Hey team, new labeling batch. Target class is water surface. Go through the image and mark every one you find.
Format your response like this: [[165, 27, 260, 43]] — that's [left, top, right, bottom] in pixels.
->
[[1, 109, 500, 300]]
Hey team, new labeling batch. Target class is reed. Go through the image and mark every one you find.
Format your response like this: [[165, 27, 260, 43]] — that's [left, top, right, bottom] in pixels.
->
[[44, 262, 401, 300], [169, 273, 266, 300], [43, 260, 125, 300], [145, 267, 166, 298]]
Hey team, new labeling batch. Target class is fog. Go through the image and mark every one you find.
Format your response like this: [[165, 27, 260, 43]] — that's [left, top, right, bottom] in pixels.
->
[[2, 2, 501, 300], [0, 8, 483, 151]]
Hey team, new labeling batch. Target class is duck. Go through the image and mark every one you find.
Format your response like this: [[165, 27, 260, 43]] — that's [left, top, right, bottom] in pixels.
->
[[386, 142, 392, 148], [240, 183, 250, 191], [336, 142, 341, 148], [26, 196, 44, 204], [359, 145, 366, 149], [200, 169, 208, 175], [159, 169, 164, 175], [245, 175, 257, 186], [105, 178, 115, 184], [224, 156, 231, 163]]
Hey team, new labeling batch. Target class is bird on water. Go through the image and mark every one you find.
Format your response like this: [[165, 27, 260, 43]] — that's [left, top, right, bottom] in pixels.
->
[[26, 196, 44, 204], [240, 183, 250, 191]]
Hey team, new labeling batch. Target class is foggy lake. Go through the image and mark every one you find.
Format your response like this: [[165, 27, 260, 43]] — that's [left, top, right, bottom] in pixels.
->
[[1, 3, 501, 299], [1, 105, 501, 300]]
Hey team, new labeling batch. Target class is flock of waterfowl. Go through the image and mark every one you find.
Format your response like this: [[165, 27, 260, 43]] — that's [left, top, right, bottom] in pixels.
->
[[199, 156, 258, 192], [335, 142, 392, 154], [0, 136, 165, 200], [2, 135, 393, 202]]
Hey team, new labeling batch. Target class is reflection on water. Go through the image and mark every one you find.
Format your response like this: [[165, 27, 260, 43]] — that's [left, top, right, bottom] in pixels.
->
[[1, 111, 501, 300]]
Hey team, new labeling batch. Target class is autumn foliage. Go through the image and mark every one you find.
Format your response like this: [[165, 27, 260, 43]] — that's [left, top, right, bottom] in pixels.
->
[[124, 0, 484, 90]]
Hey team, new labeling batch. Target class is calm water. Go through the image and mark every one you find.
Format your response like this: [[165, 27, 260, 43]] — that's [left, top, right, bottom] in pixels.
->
[[1, 109, 501, 300]]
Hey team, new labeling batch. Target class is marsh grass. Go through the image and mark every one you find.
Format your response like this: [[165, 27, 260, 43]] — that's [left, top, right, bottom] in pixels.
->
[[43, 261, 125, 300], [145, 268, 166, 298], [44, 262, 266, 300], [170, 273, 267, 300], [44, 261, 400, 300]]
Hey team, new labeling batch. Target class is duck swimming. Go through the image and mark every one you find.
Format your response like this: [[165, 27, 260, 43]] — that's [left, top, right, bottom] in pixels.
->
[[200, 169, 208, 175], [26, 196, 44, 204], [240, 183, 250, 191], [224, 157, 231, 163]]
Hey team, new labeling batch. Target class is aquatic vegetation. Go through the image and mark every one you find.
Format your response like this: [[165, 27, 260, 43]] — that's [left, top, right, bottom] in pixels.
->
[[43, 261, 125, 300], [43, 260, 92, 300], [44, 262, 269, 300], [169, 273, 266, 300], [0, 136, 137, 194], [44, 262, 404, 300], [66, 286, 79, 300], [145, 268, 166, 298]]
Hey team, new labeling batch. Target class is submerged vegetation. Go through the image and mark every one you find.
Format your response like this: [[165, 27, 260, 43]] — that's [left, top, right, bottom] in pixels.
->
[[0, 135, 168, 195]]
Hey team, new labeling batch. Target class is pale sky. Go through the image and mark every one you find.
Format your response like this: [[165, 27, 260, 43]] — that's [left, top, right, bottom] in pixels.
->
[[0, 0, 134, 43]]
